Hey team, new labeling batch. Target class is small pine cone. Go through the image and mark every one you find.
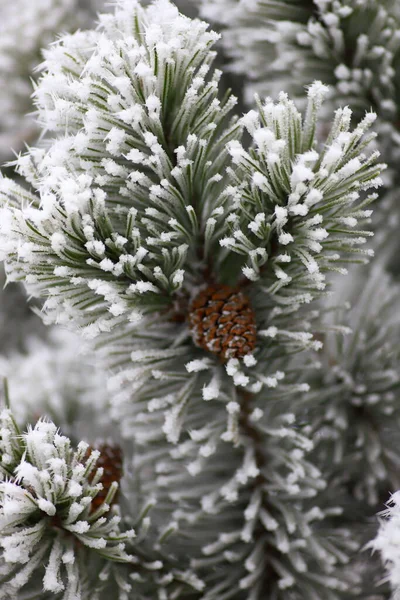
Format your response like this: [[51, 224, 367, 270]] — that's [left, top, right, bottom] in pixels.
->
[[189, 284, 257, 360], [88, 444, 123, 513]]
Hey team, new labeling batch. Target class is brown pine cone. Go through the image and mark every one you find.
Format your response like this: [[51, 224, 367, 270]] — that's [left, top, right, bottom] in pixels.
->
[[189, 284, 257, 361], [87, 443, 123, 513]]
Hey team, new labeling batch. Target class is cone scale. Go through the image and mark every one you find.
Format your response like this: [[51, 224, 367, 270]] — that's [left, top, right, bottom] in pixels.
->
[[188, 284, 257, 360]]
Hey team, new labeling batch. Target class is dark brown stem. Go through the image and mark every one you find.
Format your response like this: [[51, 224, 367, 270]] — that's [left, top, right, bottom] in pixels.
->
[[238, 391, 266, 475], [238, 391, 280, 593]]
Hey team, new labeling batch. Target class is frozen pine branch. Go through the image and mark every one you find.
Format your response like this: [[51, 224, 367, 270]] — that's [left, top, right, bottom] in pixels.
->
[[0, 0, 101, 358], [371, 490, 400, 598], [0, 17, 384, 445], [197, 0, 400, 133], [196, 1, 400, 253], [221, 84, 383, 291], [0, 0, 99, 164], [0, 0, 396, 598], [124, 367, 361, 598], [197, 0, 312, 106], [305, 264, 400, 507], [0, 332, 207, 599], [0, 0, 239, 332], [0, 410, 136, 599]]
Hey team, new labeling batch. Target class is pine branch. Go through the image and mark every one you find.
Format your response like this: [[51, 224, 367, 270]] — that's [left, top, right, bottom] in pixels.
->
[[0, 1, 393, 598], [0, 0, 97, 163]]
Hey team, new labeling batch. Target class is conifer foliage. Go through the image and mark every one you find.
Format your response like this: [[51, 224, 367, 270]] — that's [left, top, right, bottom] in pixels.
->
[[0, 0, 398, 598], [0, 0, 98, 164]]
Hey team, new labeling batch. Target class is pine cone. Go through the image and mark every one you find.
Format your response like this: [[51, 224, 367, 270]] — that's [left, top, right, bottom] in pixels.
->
[[189, 284, 257, 360], [89, 444, 123, 512]]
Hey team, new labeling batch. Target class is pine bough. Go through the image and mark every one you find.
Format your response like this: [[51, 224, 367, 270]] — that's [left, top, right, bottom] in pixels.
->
[[0, 0, 99, 164], [0, 0, 395, 598]]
